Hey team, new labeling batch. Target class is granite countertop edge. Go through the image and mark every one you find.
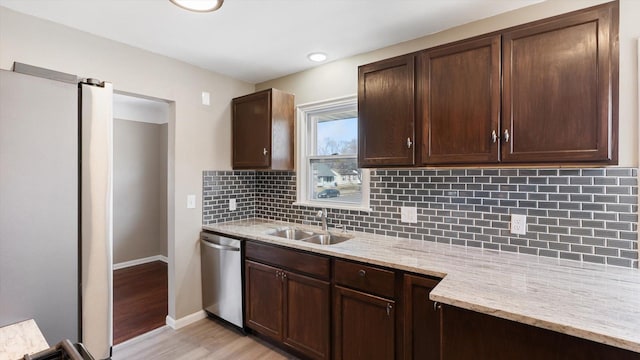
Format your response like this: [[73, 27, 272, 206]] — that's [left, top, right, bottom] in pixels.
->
[[203, 219, 640, 353]]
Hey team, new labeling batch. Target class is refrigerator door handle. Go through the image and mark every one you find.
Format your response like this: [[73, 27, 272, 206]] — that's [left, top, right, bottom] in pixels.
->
[[200, 239, 240, 252]]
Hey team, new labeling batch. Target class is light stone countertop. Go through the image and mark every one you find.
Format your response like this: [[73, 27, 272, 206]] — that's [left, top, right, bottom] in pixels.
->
[[0, 319, 49, 360], [204, 218, 640, 353]]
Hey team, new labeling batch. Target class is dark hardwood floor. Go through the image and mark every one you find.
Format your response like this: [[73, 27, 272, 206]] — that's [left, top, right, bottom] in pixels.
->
[[113, 260, 168, 345]]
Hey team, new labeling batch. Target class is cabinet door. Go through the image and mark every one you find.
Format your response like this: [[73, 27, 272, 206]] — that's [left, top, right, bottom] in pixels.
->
[[502, 4, 617, 163], [334, 286, 395, 360], [245, 260, 283, 340], [403, 275, 441, 360], [419, 35, 500, 164], [233, 91, 271, 168], [358, 54, 415, 167], [283, 271, 330, 360]]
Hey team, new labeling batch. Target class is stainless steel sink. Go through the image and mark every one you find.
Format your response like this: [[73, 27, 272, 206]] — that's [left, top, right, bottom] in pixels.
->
[[267, 228, 318, 240], [266, 227, 352, 245], [301, 233, 352, 245]]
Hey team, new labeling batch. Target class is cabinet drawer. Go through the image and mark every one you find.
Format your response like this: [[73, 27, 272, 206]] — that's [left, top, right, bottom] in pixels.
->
[[246, 241, 330, 280], [333, 259, 395, 298]]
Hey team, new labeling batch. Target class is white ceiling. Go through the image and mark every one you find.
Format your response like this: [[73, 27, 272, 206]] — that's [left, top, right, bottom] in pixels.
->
[[0, 0, 543, 84]]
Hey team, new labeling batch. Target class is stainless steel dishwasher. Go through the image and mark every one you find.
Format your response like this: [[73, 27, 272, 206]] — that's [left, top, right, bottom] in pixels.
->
[[200, 231, 243, 329]]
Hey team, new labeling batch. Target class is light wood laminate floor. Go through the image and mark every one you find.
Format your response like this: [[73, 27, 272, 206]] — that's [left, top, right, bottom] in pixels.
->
[[112, 317, 297, 359]]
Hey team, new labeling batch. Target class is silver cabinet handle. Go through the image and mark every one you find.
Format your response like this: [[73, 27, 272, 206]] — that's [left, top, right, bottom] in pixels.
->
[[504, 129, 510, 143], [275, 271, 279, 278], [406, 137, 413, 149], [386, 303, 393, 316], [263, 147, 268, 156], [433, 301, 442, 311], [491, 130, 497, 143], [358, 269, 366, 277], [200, 239, 240, 252]]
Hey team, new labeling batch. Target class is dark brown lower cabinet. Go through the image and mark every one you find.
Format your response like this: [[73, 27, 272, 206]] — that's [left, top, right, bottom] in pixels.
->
[[245, 258, 330, 360], [245, 241, 637, 360], [283, 271, 331, 359], [441, 305, 639, 360], [245, 260, 283, 340], [403, 274, 441, 360], [333, 285, 396, 360]]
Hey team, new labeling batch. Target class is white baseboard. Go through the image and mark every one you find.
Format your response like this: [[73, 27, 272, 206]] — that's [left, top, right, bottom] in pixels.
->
[[113, 255, 168, 270], [166, 310, 207, 330], [112, 325, 168, 350]]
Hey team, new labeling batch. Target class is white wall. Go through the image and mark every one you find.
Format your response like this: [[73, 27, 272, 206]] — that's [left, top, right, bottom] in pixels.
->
[[258, 0, 640, 167], [0, 6, 254, 319], [113, 119, 167, 264]]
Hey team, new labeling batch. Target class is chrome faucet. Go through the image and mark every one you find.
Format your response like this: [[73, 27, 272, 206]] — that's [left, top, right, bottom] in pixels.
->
[[316, 208, 328, 232]]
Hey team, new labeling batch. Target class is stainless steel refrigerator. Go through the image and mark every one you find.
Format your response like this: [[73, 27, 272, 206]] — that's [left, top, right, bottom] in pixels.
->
[[0, 65, 113, 359]]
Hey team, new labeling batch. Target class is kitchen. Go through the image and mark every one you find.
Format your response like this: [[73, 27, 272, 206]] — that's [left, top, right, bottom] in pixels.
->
[[1, 0, 640, 359]]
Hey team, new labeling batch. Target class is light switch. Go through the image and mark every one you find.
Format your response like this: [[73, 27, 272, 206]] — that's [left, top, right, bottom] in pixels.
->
[[229, 198, 237, 211], [201, 91, 210, 106], [400, 206, 417, 223], [187, 194, 196, 209]]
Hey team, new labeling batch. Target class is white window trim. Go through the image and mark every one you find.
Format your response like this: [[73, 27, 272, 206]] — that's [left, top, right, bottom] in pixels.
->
[[294, 95, 371, 212]]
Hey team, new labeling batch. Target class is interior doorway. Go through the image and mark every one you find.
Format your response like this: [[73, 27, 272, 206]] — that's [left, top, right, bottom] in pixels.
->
[[111, 92, 170, 344]]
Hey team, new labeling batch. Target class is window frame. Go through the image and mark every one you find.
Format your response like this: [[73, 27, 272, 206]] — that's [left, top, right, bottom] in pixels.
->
[[294, 95, 370, 212]]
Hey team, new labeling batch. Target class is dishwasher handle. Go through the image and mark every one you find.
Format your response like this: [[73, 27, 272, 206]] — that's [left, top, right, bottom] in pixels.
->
[[200, 239, 240, 252]]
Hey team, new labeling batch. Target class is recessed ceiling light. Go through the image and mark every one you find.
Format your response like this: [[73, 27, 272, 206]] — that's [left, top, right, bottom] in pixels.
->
[[170, 0, 224, 12], [308, 52, 328, 62]]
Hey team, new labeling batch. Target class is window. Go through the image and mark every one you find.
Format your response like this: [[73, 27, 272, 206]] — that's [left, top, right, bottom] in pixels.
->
[[296, 95, 370, 211]]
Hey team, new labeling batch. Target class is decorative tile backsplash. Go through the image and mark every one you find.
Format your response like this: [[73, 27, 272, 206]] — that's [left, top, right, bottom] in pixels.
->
[[203, 168, 638, 268], [202, 171, 255, 223]]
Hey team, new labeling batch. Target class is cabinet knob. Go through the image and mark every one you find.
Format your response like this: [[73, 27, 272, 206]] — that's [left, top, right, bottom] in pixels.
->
[[263, 147, 268, 156], [491, 130, 498, 143], [406, 137, 413, 149], [503, 129, 510, 143], [386, 303, 393, 316], [358, 269, 366, 277]]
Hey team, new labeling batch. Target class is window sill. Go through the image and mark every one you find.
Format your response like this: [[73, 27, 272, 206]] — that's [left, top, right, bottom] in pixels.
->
[[292, 201, 371, 213]]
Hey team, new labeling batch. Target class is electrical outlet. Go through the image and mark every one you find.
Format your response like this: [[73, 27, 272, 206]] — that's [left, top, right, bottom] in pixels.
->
[[510, 214, 527, 235], [229, 198, 237, 211], [400, 206, 417, 223]]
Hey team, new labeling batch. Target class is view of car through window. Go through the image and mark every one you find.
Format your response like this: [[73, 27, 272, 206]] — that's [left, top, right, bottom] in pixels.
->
[[311, 117, 361, 204]]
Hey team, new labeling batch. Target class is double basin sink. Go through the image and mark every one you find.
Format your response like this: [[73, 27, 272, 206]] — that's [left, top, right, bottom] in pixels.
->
[[266, 227, 352, 245]]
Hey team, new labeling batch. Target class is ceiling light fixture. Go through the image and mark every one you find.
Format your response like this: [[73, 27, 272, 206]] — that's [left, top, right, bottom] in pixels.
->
[[308, 52, 328, 62], [170, 0, 224, 12]]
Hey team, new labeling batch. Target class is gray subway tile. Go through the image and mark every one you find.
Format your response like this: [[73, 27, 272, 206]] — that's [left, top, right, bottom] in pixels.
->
[[520, 247, 538, 255], [582, 255, 606, 264], [214, 167, 638, 268], [560, 252, 581, 261], [607, 257, 632, 267]]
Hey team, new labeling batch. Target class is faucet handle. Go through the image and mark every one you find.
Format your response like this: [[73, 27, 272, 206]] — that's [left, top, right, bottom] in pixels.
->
[[316, 208, 327, 218]]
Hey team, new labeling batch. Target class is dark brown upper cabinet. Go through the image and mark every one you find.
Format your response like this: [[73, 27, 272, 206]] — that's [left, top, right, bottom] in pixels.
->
[[501, 3, 618, 163], [357, 1, 617, 167], [232, 88, 294, 170], [358, 54, 416, 167], [418, 35, 501, 165]]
